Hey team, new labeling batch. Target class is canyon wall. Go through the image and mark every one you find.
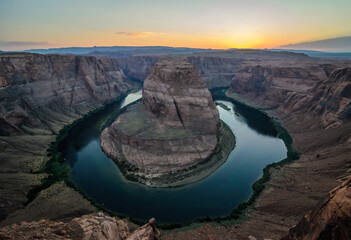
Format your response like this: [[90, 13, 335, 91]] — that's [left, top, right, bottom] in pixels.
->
[[164, 63, 351, 239], [116, 55, 243, 88], [0, 53, 132, 136], [282, 178, 351, 240], [229, 62, 351, 127], [113, 49, 318, 88], [0, 53, 133, 224], [310, 67, 351, 127]]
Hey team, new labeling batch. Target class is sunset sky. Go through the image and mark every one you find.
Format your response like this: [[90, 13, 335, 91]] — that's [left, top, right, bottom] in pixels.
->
[[1, 0, 351, 51]]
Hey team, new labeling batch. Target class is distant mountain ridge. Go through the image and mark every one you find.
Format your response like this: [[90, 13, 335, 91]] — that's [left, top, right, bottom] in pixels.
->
[[21, 46, 216, 55], [2, 45, 351, 60]]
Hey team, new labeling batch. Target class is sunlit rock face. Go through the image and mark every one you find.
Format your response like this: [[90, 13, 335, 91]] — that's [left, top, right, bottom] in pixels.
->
[[100, 59, 220, 174]]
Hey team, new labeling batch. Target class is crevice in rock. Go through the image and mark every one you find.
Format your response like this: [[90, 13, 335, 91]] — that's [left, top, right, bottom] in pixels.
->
[[173, 97, 185, 129]]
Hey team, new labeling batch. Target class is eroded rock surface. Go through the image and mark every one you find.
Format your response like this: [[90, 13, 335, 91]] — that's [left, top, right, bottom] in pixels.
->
[[0, 212, 160, 240], [163, 60, 351, 239], [282, 178, 351, 240], [142, 59, 219, 135], [0, 53, 133, 223], [101, 59, 220, 180], [309, 67, 351, 127], [0, 53, 132, 136], [230, 61, 333, 97], [115, 49, 318, 88]]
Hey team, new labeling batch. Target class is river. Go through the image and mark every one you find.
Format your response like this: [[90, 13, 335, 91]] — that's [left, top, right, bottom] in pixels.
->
[[64, 90, 287, 223]]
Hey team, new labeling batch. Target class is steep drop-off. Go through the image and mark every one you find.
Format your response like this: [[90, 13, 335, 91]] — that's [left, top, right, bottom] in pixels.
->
[[112, 49, 325, 88], [0, 53, 132, 136], [0, 53, 133, 225], [309, 67, 351, 127]]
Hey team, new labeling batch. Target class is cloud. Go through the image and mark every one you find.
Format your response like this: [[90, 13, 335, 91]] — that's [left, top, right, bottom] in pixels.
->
[[115, 31, 157, 38], [0, 41, 49, 47], [279, 36, 351, 52]]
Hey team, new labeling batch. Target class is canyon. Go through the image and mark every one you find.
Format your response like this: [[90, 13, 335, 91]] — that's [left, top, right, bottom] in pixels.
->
[[0, 49, 350, 239]]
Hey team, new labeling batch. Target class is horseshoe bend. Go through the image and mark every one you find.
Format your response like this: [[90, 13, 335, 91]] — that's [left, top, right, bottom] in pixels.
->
[[1, 2, 351, 239], [1, 49, 350, 239], [100, 60, 235, 186]]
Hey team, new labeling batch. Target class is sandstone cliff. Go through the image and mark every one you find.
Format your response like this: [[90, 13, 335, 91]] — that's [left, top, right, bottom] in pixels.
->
[[0, 212, 160, 240], [229, 64, 351, 128], [282, 178, 351, 240], [0, 53, 133, 224], [142, 59, 219, 135], [116, 55, 242, 88], [101, 59, 221, 184], [112, 49, 317, 88], [309, 67, 351, 127], [194, 62, 351, 240], [230, 61, 334, 97], [0, 53, 132, 136], [117, 56, 163, 82]]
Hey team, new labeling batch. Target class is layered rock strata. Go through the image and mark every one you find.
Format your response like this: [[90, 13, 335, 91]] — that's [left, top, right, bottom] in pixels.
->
[[114, 49, 322, 88], [0, 212, 161, 240], [309, 67, 351, 127], [0, 53, 132, 136], [163, 65, 351, 240], [0, 53, 133, 223], [101, 60, 220, 182]]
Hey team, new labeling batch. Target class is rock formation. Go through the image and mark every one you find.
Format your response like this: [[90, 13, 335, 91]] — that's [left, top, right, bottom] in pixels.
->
[[101, 59, 220, 182], [1, 50, 351, 239], [116, 55, 244, 88], [230, 62, 334, 97], [0, 53, 133, 223], [127, 218, 161, 240], [282, 178, 351, 240], [309, 67, 351, 127], [230, 64, 351, 128], [142, 59, 219, 135], [110, 49, 320, 88], [0, 212, 161, 240], [0, 53, 133, 136]]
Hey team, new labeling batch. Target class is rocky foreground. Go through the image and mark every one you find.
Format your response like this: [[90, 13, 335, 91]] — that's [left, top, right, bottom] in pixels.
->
[[0, 212, 160, 240], [282, 177, 351, 240], [101, 59, 224, 185]]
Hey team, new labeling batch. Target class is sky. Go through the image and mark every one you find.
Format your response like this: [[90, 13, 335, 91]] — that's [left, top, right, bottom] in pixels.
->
[[1, 0, 351, 51]]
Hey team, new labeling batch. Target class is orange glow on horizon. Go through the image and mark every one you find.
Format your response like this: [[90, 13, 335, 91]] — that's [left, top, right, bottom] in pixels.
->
[[37, 30, 296, 51]]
